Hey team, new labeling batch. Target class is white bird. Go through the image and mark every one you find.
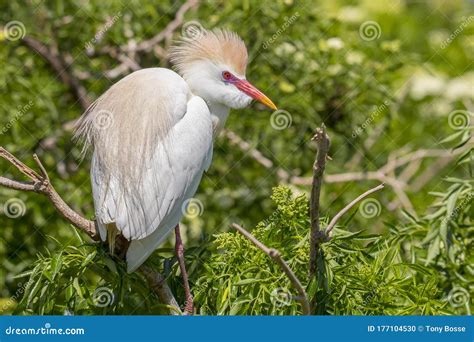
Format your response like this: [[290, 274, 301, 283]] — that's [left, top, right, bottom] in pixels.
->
[[74, 29, 276, 312]]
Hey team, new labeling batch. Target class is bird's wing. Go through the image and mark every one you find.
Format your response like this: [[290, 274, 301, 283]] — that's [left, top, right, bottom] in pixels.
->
[[84, 68, 213, 246], [126, 95, 213, 272]]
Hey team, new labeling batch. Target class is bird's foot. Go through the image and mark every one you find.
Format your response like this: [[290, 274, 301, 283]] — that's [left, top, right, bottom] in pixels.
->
[[175, 224, 194, 315], [183, 294, 194, 315]]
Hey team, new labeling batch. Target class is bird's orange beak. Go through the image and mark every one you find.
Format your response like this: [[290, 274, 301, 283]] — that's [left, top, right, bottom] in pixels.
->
[[234, 79, 277, 110]]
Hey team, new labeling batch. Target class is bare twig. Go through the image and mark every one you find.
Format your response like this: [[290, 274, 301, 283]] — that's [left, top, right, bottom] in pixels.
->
[[121, 0, 199, 53], [223, 129, 291, 181], [140, 265, 182, 315], [292, 144, 473, 212], [223, 129, 273, 169], [0, 147, 97, 239], [22, 36, 92, 109], [231, 223, 310, 315], [325, 183, 385, 236], [309, 125, 330, 276], [0, 147, 180, 311]]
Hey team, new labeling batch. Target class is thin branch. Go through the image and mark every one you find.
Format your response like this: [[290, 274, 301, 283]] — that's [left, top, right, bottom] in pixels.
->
[[1, 147, 181, 311], [222, 129, 291, 181], [0, 147, 98, 239], [291, 143, 473, 212], [32, 153, 50, 182], [121, 0, 199, 53], [325, 183, 385, 236], [140, 266, 182, 315], [309, 125, 330, 276], [223, 129, 274, 169], [22, 36, 92, 109], [231, 223, 310, 315]]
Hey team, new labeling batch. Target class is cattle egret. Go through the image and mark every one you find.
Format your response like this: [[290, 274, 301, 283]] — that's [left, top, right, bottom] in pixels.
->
[[74, 29, 276, 312]]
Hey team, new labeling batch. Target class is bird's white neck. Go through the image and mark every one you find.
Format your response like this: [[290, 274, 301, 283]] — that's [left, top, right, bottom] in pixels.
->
[[206, 101, 230, 137]]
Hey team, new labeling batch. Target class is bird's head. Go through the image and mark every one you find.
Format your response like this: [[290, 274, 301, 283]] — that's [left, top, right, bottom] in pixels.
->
[[170, 29, 277, 110]]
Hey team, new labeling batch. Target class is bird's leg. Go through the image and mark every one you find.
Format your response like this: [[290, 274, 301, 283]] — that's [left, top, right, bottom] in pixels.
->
[[175, 224, 194, 315]]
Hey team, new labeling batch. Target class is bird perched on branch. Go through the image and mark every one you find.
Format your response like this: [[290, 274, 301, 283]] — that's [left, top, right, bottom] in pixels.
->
[[74, 28, 276, 313]]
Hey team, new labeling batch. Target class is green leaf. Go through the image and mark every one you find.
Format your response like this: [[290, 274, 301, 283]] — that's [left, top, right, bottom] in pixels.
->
[[425, 236, 440, 265]]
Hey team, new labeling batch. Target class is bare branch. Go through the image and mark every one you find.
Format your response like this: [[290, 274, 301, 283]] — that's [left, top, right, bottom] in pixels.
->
[[291, 143, 473, 212], [22, 36, 92, 109], [0, 147, 98, 239], [231, 223, 310, 315], [309, 125, 330, 276], [325, 183, 385, 236], [140, 266, 182, 315], [122, 0, 200, 53], [222, 129, 291, 181], [32, 153, 50, 183], [1, 147, 182, 311], [223, 129, 273, 169], [0, 177, 35, 191]]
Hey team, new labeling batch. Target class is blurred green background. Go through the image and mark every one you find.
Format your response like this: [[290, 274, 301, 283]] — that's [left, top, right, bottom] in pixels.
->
[[0, 0, 472, 314]]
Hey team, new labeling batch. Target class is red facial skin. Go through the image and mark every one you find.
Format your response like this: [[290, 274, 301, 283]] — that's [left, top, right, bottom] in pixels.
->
[[223, 71, 277, 110]]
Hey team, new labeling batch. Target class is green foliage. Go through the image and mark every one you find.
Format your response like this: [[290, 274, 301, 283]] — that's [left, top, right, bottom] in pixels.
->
[[194, 174, 472, 315], [194, 187, 310, 315], [12, 233, 174, 315], [0, 0, 472, 315]]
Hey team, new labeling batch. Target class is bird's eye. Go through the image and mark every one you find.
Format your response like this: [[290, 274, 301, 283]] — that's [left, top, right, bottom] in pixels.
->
[[222, 71, 232, 81]]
